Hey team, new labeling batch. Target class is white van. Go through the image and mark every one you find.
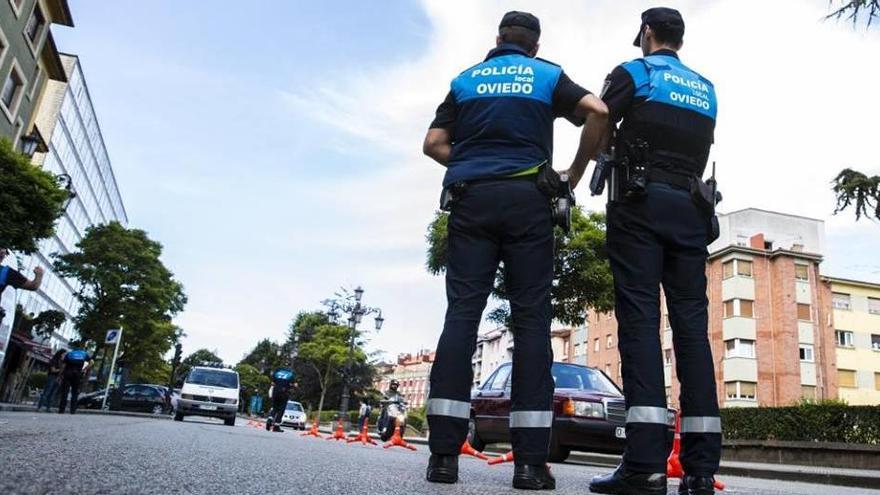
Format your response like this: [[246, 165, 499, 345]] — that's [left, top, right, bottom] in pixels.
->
[[174, 366, 239, 426]]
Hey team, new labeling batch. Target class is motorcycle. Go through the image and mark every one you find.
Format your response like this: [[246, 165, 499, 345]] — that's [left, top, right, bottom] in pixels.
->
[[377, 396, 408, 441]]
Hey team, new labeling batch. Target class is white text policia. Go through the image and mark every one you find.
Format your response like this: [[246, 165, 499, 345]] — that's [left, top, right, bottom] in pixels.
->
[[471, 64, 536, 96]]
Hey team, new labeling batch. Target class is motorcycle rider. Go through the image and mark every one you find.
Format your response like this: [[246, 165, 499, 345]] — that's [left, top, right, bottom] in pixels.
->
[[266, 367, 295, 432], [378, 379, 405, 435]]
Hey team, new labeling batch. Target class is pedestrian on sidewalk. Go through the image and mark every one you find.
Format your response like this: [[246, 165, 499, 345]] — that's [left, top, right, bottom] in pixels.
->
[[37, 350, 65, 411], [57, 348, 93, 414]]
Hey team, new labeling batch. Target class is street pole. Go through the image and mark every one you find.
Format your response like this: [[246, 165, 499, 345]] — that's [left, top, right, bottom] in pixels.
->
[[338, 317, 357, 429], [100, 328, 123, 411]]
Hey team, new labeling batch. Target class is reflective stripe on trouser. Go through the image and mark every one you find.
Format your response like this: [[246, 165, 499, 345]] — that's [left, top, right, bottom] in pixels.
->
[[607, 184, 722, 477], [427, 179, 555, 465]]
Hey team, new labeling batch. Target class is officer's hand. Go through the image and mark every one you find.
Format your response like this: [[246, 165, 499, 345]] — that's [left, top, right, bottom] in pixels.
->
[[34, 266, 44, 276]]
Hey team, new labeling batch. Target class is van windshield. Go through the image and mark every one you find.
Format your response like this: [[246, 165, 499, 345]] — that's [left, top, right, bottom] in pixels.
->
[[186, 369, 238, 389]]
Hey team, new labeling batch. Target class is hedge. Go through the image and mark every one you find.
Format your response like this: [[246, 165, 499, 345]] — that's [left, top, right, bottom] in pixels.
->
[[720, 404, 880, 444], [308, 409, 424, 432]]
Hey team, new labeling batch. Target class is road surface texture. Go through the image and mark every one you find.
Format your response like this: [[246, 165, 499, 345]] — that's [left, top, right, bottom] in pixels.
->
[[1, 412, 876, 495]]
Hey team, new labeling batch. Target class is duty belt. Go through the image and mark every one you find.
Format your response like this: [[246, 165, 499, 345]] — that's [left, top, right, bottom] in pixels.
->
[[647, 168, 693, 189]]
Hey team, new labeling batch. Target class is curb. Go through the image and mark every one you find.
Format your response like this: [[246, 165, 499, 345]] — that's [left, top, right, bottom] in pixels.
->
[[0, 404, 171, 421]]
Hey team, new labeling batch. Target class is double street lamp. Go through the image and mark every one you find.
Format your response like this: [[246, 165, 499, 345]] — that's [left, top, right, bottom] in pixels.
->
[[19, 130, 77, 210], [323, 286, 384, 428]]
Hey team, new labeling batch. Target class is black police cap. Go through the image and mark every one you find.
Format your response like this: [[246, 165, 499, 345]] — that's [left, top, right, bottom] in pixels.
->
[[633, 7, 684, 47], [499, 11, 541, 35]]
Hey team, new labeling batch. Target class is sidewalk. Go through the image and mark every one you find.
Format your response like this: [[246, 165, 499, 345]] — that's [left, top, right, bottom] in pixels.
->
[[0, 402, 171, 421]]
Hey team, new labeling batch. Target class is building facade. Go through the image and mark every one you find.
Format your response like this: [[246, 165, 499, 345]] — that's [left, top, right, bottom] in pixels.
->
[[377, 350, 435, 409], [826, 277, 880, 405], [585, 209, 849, 408], [470, 326, 575, 388], [0, 0, 72, 143], [9, 53, 127, 354]]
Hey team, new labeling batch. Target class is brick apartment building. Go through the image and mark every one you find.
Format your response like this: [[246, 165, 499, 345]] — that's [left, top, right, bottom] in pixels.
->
[[377, 350, 435, 409], [583, 208, 864, 408]]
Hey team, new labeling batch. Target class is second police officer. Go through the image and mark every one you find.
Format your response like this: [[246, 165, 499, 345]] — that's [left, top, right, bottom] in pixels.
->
[[572, 8, 722, 495], [422, 11, 608, 490], [57, 347, 93, 415], [266, 366, 295, 432]]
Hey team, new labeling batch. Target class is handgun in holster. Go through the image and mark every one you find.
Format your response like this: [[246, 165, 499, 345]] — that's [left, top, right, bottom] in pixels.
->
[[439, 182, 467, 211], [536, 163, 575, 233]]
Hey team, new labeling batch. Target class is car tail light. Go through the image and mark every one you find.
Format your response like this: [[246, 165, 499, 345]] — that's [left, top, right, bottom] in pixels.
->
[[561, 399, 575, 416]]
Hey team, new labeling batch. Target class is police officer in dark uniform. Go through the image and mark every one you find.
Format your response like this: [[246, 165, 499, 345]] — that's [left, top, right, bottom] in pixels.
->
[[57, 348, 93, 414], [266, 367, 295, 432], [422, 11, 608, 490], [578, 8, 721, 495]]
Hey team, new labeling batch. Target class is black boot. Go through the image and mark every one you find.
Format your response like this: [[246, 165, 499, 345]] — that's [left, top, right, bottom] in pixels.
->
[[677, 475, 715, 495], [265, 418, 273, 431], [426, 454, 458, 484], [273, 424, 283, 432], [512, 464, 556, 490], [589, 465, 667, 495]]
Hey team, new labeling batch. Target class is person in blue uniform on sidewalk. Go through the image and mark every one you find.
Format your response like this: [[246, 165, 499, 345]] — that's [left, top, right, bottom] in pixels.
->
[[575, 8, 722, 495], [266, 367, 295, 432], [57, 348, 93, 414], [422, 10, 609, 490]]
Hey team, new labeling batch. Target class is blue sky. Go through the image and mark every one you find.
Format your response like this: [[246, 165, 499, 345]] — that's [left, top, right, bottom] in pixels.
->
[[53, 0, 879, 364]]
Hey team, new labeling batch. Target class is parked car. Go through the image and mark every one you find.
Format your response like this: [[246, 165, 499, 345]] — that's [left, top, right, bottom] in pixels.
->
[[280, 401, 307, 430], [77, 384, 170, 414], [468, 362, 675, 463], [175, 366, 239, 426]]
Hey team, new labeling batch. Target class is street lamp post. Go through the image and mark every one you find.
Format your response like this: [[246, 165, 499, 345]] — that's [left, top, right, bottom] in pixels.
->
[[323, 286, 384, 430]]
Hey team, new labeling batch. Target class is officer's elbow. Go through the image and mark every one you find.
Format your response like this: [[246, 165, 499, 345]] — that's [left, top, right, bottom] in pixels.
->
[[578, 94, 609, 120]]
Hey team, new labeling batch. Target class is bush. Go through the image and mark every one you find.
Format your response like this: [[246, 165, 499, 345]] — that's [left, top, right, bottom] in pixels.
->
[[28, 371, 48, 389], [721, 404, 880, 444]]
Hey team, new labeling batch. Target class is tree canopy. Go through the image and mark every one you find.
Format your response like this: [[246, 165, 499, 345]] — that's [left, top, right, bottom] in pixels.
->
[[425, 207, 614, 326], [178, 348, 223, 381], [54, 222, 187, 380], [0, 139, 68, 253]]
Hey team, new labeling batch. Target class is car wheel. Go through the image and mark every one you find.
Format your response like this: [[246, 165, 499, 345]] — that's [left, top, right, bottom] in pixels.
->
[[547, 432, 570, 463], [467, 416, 486, 452], [174, 413, 184, 422], [152, 404, 164, 415], [224, 417, 235, 427]]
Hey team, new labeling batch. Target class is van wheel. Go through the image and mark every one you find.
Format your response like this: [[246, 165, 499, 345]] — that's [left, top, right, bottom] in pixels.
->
[[224, 417, 236, 426], [174, 413, 184, 422]]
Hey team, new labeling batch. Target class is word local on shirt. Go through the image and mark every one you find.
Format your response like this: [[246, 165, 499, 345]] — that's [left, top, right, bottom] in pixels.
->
[[472, 65, 535, 96], [663, 71, 711, 112]]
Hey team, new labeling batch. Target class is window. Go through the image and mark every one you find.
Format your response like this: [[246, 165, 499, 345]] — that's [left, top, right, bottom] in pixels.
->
[[725, 381, 757, 400], [606, 334, 613, 349], [837, 369, 856, 388], [617, 362, 622, 380], [835, 330, 854, 348], [795, 264, 809, 281], [723, 299, 755, 318], [487, 365, 511, 390], [604, 364, 611, 375], [664, 349, 673, 365], [594, 338, 599, 352], [872, 334, 880, 351], [25, 3, 46, 45], [797, 303, 812, 321], [832, 293, 851, 311], [723, 260, 733, 279], [1, 62, 25, 118], [722, 259, 752, 279], [801, 385, 816, 400], [876, 373, 880, 391], [764, 241, 774, 251], [737, 260, 753, 277], [799, 344, 814, 362], [869, 298, 880, 315], [725, 339, 756, 359]]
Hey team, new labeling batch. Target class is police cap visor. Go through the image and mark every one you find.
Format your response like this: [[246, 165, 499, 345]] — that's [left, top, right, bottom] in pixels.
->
[[499, 11, 541, 34], [633, 7, 684, 47]]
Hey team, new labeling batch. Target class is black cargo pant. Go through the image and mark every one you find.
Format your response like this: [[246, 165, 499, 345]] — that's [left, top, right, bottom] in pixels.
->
[[607, 182, 721, 477], [272, 392, 289, 425], [58, 369, 82, 414], [427, 177, 555, 465]]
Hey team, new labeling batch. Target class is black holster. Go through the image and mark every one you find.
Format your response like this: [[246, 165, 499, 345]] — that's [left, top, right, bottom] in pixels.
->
[[537, 164, 575, 233], [689, 177, 721, 244], [439, 182, 467, 212]]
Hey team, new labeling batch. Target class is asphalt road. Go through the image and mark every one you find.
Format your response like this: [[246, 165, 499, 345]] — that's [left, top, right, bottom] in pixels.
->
[[1, 412, 877, 495]]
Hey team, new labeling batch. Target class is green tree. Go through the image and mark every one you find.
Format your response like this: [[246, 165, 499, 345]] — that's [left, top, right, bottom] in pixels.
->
[[11, 305, 66, 340], [178, 348, 223, 381], [826, 3, 880, 220], [235, 363, 271, 413], [298, 324, 362, 415], [0, 139, 69, 253], [54, 222, 187, 380], [239, 339, 287, 375], [426, 207, 614, 326]]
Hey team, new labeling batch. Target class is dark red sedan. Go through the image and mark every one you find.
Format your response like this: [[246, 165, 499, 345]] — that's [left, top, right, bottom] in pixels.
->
[[468, 361, 675, 462]]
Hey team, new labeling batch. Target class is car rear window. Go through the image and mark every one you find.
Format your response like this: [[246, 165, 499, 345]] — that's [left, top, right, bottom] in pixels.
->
[[286, 402, 303, 412], [186, 369, 239, 389], [552, 364, 621, 396]]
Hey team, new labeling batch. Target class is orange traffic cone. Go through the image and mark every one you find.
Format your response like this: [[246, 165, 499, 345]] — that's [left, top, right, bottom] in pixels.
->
[[383, 419, 417, 451], [488, 451, 514, 465], [327, 418, 347, 441], [667, 413, 725, 491], [460, 439, 489, 460], [347, 422, 378, 445], [301, 417, 323, 438]]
